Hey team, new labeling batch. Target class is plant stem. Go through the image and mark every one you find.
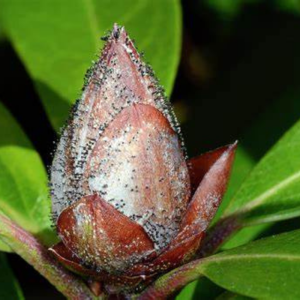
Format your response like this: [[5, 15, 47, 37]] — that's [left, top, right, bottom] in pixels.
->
[[197, 215, 242, 258], [0, 213, 97, 299]]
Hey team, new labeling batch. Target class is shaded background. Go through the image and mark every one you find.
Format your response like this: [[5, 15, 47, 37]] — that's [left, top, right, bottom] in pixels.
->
[[1, 0, 300, 298]]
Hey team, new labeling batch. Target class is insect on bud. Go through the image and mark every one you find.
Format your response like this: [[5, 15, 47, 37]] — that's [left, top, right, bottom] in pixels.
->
[[49, 24, 237, 293]]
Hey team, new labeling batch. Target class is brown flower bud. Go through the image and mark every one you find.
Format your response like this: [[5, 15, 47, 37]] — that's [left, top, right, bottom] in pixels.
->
[[49, 24, 236, 293]]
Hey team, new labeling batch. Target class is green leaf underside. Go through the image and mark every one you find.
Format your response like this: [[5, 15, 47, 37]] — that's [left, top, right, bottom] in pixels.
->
[[0, 0, 182, 131], [223, 118, 300, 226], [221, 223, 271, 250], [0, 102, 56, 249], [0, 253, 24, 299]]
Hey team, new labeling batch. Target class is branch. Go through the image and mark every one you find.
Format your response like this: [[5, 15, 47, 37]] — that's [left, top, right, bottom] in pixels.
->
[[0, 213, 97, 299]]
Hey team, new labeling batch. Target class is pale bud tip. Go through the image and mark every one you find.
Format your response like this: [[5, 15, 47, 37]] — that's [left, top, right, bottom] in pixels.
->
[[112, 23, 126, 40]]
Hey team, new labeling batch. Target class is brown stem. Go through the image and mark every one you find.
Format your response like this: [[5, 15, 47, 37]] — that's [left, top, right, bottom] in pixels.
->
[[0, 214, 97, 300], [197, 215, 243, 258]]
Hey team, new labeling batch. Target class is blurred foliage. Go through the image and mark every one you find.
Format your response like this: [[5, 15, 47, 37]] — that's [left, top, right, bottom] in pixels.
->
[[0, 253, 24, 299], [201, 0, 300, 19]]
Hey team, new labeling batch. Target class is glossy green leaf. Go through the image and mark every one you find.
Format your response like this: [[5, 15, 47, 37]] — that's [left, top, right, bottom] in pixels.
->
[[202, 230, 300, 299], [176, 281, 198, 300], [221, 223, 271, 250], [0, 102, 56, 248], [147, 230, 300, 299], [0, 0, 182, 130], [216, 291, 251, 300], [0, 253, 24, 299], [223, 118, 300, 226], [176, 277, 224, 300]]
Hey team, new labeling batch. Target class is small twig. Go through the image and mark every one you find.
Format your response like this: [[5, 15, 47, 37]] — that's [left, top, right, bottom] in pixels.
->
[[0, 213, 98, 300]]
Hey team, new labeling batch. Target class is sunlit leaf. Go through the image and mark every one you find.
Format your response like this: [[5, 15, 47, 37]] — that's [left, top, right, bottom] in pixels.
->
[[147, 230, 300, 299], [201, 230, 300, 299], [0, 102, 56, 248], [0, 0, 182, 130]]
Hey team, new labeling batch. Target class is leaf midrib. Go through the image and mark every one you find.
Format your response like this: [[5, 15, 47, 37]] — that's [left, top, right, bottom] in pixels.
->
[[204, 253, 300, 265], [226, 170, 300, 216]]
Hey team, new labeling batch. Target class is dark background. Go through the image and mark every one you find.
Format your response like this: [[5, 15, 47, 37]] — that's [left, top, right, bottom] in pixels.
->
[[1, 0, 300, 298]]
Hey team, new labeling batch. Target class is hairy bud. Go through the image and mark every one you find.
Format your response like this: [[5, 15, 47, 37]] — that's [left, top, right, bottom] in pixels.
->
[[49, 24, 237, 293]]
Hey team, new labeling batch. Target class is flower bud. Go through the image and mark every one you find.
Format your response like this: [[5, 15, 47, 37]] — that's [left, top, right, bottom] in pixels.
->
[[49, 24, 236, 292]]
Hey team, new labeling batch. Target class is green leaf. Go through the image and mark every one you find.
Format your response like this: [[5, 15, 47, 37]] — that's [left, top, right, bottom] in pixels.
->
[[201, 230, 300, 299], [223, 118, 300, 226], [145, 230, 300, 299], [221, 223, 271, 250], [0, 240, 12, 252], [203, 0, 300, 19], [0, 0, 182, 130], [0, 102, 56, 248], [176, 277, 224, 300], [216, 291, 251, 300], [223, 87, 300, 249], [0, 253, 24, 299], [176, 281, 197, 300]]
